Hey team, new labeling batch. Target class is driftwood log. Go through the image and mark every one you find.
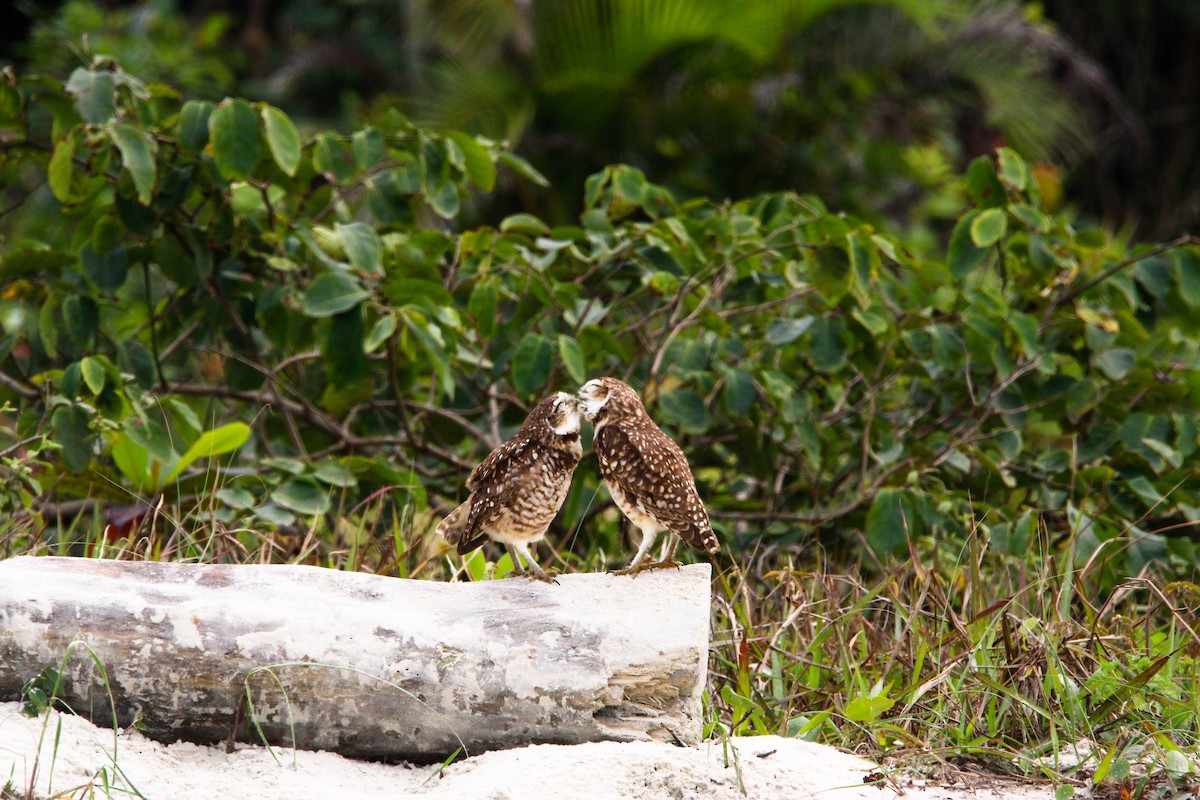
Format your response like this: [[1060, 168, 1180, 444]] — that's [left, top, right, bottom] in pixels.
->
[[0, 557, 710, 761]]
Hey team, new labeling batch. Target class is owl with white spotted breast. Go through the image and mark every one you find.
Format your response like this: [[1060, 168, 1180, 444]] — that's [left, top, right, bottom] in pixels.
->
[[436, 392, 582, 582], [578, 377, 718, 575]]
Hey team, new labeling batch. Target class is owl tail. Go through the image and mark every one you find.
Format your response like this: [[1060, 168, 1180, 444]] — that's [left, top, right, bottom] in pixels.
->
[[436, 499, 471, 546]]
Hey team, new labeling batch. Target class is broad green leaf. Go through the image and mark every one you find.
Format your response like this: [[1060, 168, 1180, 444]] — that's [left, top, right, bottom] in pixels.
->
[[558, 334, 587, 384], [468, 281, 499, 338], [254, 502, 296, 526], [965, 155, 1006, 209], [80, 356, 105, 395], [721, 367, 756, 416], [65, 68, 114, 123], [512, 332, 554, 397], [1093, 348, 1135, 380], [970, 208, 1007, 248], [447, 131, 497, 192], [428, 179, 461, 220], [810, 246, 852, 304], [1010, 203, 1050, 233], [314, 461, 358, 488], [844, 694, 895, 723], [48, 131, 76, 202], [865, 488, 918, 556], [209, 98, 261, 181], [63, 295, 98, 345], [178, 100, 213, 153], [498, 152, 549, 187], [766, 317, 813, 346], [996, 147, 1028, 190], [303, 272, 369, 318], [261, 105, 301, 176], [162, 422, 251, 483], [271, 480, 332, 515], [351, 126, 385, 170], [364, 314, 397, 353], [948, 211, 987, 278], [402, 310, 455, 398], [336, 222, 383, 273], [109, 122, 157, 204], [499, 213, 551, 236], [324, 307, 368, 387], [1066, 378, 1099, 418], [112, 434, 151, 491], [1173, 249, 1200, 310], [808, 317, 847, 372], [657, 388, 710, 435], [51, 405, 92, 473], [216, 487, 256, 509]]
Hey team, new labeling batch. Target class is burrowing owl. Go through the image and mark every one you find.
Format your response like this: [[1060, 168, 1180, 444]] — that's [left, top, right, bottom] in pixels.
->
[[436, 392, 582, 582], [578, 377, 718, 574]]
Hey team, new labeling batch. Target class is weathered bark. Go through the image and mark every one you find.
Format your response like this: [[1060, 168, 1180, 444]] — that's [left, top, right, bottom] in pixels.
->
[[0, 557, 710, 761]]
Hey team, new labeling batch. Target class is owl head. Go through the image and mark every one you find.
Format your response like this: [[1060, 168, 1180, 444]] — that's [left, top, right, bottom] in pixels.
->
[[577, 377, 645, 423], [525, 391, 582, 439]]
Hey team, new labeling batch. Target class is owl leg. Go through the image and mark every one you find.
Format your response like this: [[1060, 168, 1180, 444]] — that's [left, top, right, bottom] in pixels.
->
[[644, 535, 681, 571], [613, 526, 658, 576], [507, 540, 555, 583]]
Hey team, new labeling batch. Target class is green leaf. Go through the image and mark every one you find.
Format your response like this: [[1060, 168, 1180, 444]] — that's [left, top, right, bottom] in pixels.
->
[[844, 694, 895, 723], [1066, 378, 1099, 418], [52, 405, 93, 473], [766, 317, 813, 346], [808, 317, 847, 372], [402, 310, 455, 399], [177, 100, 213, 153], [80, 356, 105, 395], [314, 461, 358, 488], [1173, 249, 1200, 310], [209, 98, 261, 181], [254, 502, 296, 526], [364, 314, 397, 353], [721, 367, 756, 416], [512, 332, 554, 397], [162, 422, 251, 483], [351, 126, 385, 170], [109, 122, 157, 205], [65, 68, 115, 124], [336, 222, 383, 273], [965, 155, 1006, 209], [558, 335, 587, 384], [271, 480, 332, 515], [216, 487, 256, 509], [865, 488, 918, 556], [970, 208, 1007, 248], [498, 152, 550, 187], [261, 105, 301, 176], [810, 246, 852, 304], [657, 388, 710, 435], [996, 147, 1028, 190], [948, 211, 988, 278], [63, 295, 98, 345], [303, 272, 370, 318], [428, 179, 461, 220], [468, 281, 499, 338], [1093, 348, 1135, 380], [112, 434, 151, 491], [48, 131, 76, 202], [447, 131, 497, 192], [499, 213, 551, 236]]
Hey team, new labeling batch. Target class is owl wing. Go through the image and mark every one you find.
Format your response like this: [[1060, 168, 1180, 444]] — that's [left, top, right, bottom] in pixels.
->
[[456, 436, 534, 554], [594, 422, 718, 553]]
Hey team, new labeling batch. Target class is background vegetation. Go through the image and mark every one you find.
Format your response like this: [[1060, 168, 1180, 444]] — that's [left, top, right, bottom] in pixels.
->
[[1, 2, 1198, 797]]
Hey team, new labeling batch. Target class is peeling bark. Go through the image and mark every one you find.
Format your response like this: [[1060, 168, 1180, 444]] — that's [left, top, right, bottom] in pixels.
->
[[0, 557, 710, 762]]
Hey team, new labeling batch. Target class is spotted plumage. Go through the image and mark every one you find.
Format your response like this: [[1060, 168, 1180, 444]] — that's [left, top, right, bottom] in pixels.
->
[[578, 377, 718, 574], [436, 392, 582, 582]]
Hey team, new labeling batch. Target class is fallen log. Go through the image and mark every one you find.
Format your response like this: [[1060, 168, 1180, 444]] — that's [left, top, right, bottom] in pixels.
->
[[0, 556, 710, 761]]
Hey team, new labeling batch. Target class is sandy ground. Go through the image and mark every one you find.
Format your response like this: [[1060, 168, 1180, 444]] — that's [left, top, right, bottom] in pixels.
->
[[0, 702, 1056, 800]]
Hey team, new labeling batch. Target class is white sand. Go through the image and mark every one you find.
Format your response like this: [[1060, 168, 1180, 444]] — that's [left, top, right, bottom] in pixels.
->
[[0, 702, 1057, 800]]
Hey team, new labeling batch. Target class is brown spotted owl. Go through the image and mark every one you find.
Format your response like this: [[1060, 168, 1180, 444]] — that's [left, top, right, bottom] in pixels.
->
[[578, 377, 718, 574], [436, 392, 582, 582]]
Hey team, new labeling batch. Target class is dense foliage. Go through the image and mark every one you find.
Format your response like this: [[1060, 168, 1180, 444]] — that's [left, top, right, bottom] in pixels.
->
[[1, 61, 1198, 595]]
